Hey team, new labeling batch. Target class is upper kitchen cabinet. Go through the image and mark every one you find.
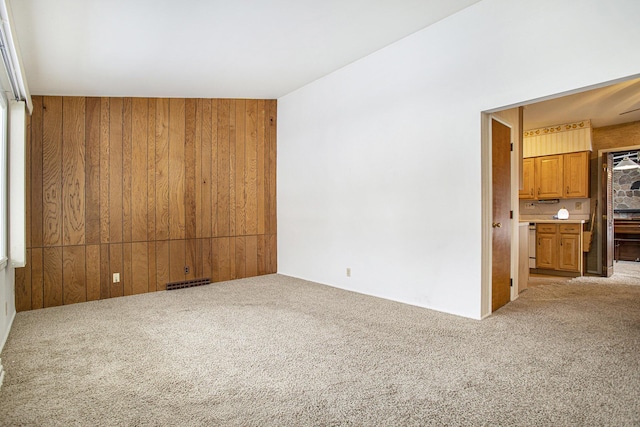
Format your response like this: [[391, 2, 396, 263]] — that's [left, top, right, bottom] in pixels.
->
[[519, 158, 535, 199], [563, 151, 590, 198], [536, 154, 564, 199]]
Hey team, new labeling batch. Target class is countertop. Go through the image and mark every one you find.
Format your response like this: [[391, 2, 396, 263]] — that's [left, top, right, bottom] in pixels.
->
[[521, 219, 586, 224]]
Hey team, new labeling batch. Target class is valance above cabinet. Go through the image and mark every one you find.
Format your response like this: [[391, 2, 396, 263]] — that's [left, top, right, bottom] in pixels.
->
[[523, 120, 592, 158]]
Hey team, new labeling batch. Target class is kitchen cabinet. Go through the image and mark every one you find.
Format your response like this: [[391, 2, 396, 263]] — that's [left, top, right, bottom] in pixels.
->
[[536, 155, 564, 199], [519, 158, 535, 199], [536, 222, 582, 273], [520, 151, 590, 200], [563, 151, 590, 198]]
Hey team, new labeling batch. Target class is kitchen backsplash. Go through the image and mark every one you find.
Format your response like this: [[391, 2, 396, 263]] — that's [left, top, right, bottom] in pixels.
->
[[519, 198, 591, 221]]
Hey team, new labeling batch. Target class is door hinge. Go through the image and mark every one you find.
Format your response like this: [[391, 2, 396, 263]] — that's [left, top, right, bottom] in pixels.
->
[[510, 210, 513, 219], [510, 143, 513, 151], [510, 278, 513, 287]]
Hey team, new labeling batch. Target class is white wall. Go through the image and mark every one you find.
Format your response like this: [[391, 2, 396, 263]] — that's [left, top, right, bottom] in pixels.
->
[[277, 0, 640, 319]]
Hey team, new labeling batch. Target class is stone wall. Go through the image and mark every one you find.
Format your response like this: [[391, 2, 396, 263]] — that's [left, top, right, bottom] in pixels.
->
[[614, 167, 640, 210]]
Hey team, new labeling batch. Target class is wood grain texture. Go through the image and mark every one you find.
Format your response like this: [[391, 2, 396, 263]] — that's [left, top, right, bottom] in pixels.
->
[[132, 98, 148, 242], [42, 96, 63, 246], [122, 98, 133, 243], [156, 240, 169, 291], [123, 243, 132, 296], [30, 96, 44, 247], [169, 98, 186, 240], [63, 245, 86, 304], [99, 98, 110, 243], [85, 98, 101, 244], [31, 248, 44, 309], [86, 244, 101, 301], [23, 96, 277, 311], [100, 244, 110, 299], [155, 98, 170, 240], [110, 243, 123, 297], [109, 98, 124, 243], [216, 99, 230, 237], [185, 99, 197, 239], [43, 247, 63, 307], [169, 239, 185, 283], [132, 242, 149, 295], [269, 234, 277, 274], [62, 97, 86, 245]]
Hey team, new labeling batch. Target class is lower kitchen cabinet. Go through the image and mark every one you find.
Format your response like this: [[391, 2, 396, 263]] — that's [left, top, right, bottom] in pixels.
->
[[536, 223, 582, 274]]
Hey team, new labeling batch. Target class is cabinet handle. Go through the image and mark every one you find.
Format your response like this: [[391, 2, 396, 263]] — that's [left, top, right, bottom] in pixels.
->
[[530, 189, 533, 196], [537, 188, 540, 195], [566, 186, 570, 194]]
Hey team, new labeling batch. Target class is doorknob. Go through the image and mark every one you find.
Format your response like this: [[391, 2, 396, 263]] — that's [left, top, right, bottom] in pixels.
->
[[492, 222, 502, 228]]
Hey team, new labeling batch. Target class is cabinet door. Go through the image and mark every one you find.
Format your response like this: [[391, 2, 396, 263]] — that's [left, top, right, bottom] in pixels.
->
[[558, 234, 580, 271], [535, 155, 563, 199], [519, 158, 536, 199], [563, 151, 590, 198], [536, 232, 557, 269]]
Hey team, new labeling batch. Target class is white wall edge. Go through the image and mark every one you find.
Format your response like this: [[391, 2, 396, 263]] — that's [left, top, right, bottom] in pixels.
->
[[8, 100, 25, 267]]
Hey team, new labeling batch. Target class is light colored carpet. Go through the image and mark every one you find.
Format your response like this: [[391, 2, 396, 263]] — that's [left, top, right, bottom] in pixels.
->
[[1, 272, 639, 426]]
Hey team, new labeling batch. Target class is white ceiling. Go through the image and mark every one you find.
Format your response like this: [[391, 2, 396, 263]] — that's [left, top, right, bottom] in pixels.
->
[[9, 0, 482, 99], [523, 77, 640, 130]]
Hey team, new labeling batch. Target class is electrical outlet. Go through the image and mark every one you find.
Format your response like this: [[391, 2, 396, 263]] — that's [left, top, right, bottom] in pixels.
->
[[524, 203, 535, 210], [113, 273, 120, 283], [346, 268, 351, 277], [575, 201, 582, 210], [184, 266, 190, 274]]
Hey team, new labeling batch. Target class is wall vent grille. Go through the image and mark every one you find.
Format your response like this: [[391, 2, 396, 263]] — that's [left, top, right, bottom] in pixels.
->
[[166, 278, 211, 291]]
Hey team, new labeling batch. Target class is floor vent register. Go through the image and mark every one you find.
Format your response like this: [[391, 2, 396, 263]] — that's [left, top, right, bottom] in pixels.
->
[[166, 278, 211, 291]]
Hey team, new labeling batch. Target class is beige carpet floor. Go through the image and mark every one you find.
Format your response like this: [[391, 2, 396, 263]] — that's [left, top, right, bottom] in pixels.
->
[[0, 270, 639, 426]]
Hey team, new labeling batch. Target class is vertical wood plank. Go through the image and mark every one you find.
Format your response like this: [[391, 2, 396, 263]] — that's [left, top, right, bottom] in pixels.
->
[[201, 99, 212, 238], [122, 97, 133, 243], [148, 241, 157, 292], [156, 240, 169, 291], [208, 99, 218, 241], [245, 235, 258, 278], [229, 236, 236, 279], [43, 247, 63, 307], [216, 99, 230, 237], [235, 99, 246, 236], [110, 243, 123, 297], [169, 98, 186, 240], [155, 98, 170, 240], [62, 97, 86, 245], [99, 98, 110, 243], [86, 244, 101, 301], [31, 248, 44, 309], [257, 234, 268, 276], [123, 243, 132, 296], [85, 97, 101, 244], [269, 234, 277, 274], [15, 257, 31, 312], [234, 236, 245, 279], [195, 99, 203, 238], [268, 100, 277, 235], [31, 96, 44, 248], [229, 101, 237, 237], [186, 239, 196, 280], [257, 99, 266, 236], [132, 242, 149, 295], [245, 99, 258, 236], [100, 244, 110, 299], [63, 245, 86, 304], [202, 238, 213, 280], [185, 99, 197, 239], [212, 237, 230, 282], [132, 98, 149, 242], [169, 239, 185, 283], [42, 96, 63, 246], [109, 98, 123, 243], [193, 238, 203, 278], [147, 99, 156, 241]]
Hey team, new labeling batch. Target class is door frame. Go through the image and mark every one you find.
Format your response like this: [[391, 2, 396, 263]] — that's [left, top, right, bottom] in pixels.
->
[[481, 113, 517, 318], [596, 144, 640, 275]]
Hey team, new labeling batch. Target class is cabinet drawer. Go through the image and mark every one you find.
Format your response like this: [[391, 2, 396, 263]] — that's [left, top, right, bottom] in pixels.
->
[[559, 224, 581, 234], [537, 224, 557, 233]]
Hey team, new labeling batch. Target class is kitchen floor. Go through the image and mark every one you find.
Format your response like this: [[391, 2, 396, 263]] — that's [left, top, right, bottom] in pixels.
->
[[528, 261, 640, 287]]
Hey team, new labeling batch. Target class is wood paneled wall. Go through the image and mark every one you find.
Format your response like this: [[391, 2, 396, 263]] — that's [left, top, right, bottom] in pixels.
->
[[15, 96, 277, 311]]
